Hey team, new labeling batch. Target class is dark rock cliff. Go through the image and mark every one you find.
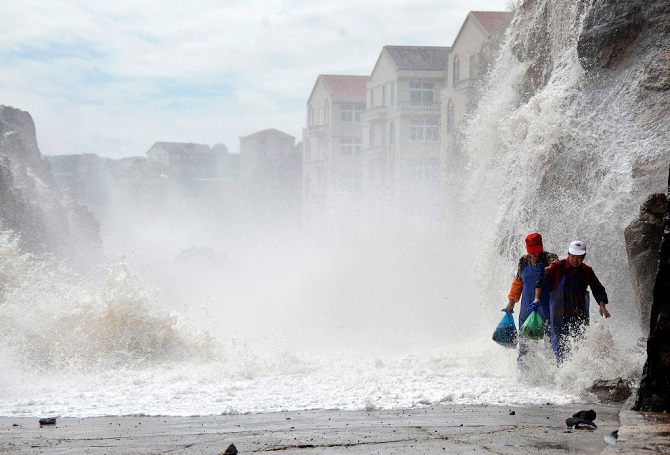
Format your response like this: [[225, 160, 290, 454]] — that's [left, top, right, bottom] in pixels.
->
[[634, 167, 670, 412], [624, 193, 667, 335], [0, 105, 101, 270]]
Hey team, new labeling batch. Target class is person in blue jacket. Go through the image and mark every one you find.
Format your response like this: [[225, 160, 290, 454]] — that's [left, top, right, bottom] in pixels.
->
[[533, 240, 611, 364], [506, 232, 558, 368]]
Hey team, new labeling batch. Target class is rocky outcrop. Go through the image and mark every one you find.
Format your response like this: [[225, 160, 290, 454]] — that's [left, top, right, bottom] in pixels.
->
[[588, 378, 633, 403], [0, 156, 50, 253], [577, 0, 644, 70], [0, 105, 101, 271], [0, 106, 50, 175], [578, 0, 670, 74], [510, 0, 669, 102], [633, 166, 670, 412], [624, 193, 667, 335], [509, 0, 553, 102]]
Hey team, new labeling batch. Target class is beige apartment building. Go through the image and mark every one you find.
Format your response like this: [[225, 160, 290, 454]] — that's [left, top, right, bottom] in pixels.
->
[[301, 13, 511, 226], [442, 11, 512, 178], [303, 74, 368, 227], [238, 128, 302, 225], [362, 45, 450, 217], [239, 128, 297, 182]]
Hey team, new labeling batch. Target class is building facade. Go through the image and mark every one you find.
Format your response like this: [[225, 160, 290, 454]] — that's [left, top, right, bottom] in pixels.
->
[[303, 74, 368, 227], [441, 11, 512, 180], [146, 141, 232, 181], [239, 128, 297, 182], [239, 128, 302, 225], [362, 45, 450, 216]]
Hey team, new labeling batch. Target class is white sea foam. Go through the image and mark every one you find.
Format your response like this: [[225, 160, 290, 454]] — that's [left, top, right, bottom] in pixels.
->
[[0, 230, 641, 417]]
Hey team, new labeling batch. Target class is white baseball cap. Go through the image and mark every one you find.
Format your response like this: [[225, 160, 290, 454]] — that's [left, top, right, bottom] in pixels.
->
[[569, 240, 586, 256]]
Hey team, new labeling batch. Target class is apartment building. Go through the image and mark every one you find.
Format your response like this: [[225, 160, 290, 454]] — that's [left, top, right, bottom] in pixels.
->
[[442, 11, 512, 176], [362, 45, 450, 215], [303, 74, 368, 226], [239, 128, 302, 224], [146, 141, 230, 180], [239, 128, 297, 182]]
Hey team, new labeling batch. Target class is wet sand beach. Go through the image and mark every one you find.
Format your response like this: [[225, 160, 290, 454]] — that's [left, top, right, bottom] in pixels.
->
[[1, 404, 626, 454]]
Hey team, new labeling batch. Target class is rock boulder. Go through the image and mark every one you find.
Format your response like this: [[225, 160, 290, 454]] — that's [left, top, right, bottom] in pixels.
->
[[633, 165, 670, 412], [624, 193, 667, 335]]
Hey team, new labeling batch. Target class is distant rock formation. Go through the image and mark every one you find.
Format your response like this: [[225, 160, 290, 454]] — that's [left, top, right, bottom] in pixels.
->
[[633, 165, 670, 412], [624, 193, 667, 335], [0, 156, 50, 253], [0, 105, 101, 270]]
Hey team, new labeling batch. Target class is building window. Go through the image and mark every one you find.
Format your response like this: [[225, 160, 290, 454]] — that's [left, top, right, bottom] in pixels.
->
[[325, 101, 330, 124], [309, 106, 314, 126], [410, 117, 439, 142], [410, 81, 435, 106], [382, 85, 387, 106], [341, 104, 363, 122], [469, 55, 477, 80], [341, 137, 362, 156], [370, 88, 375, 108], [447, 99, 454, 133], [391, 81, 396, 106], [453, 55, 460, 85]]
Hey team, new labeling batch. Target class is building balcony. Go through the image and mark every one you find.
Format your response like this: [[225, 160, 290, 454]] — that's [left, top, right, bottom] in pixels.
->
[[306, 124, 328, 136], [360, 106, 388, 122], [397, 101, 441, 114], [453, 78, 481, 91]]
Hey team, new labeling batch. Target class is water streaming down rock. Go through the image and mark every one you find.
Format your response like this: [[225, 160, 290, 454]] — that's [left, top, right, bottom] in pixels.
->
[[449, 0, 669, 340]]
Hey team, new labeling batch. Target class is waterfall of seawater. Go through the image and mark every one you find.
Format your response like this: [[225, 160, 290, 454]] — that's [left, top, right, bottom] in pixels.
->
[[1, 0, 667, 417], [452, 0, 666, 390]]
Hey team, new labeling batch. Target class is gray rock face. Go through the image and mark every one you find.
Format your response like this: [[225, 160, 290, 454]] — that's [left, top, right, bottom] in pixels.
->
[[624, 193, 667, 335], [634, 166, 670, 412], [0, 106, 42, 165], [509, 0, 555, 102], [577, 0, 644, 70], [0, 105, 101, 270], [510, 0, 669, 102], [0, 156, 50, 253]]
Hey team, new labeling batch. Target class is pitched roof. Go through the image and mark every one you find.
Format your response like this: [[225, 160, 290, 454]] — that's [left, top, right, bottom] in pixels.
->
[[321, 75, 368, 97], [150, 142, 211, 154], [384, 45, 450, 71], [240, 128, 295, 140], [470, 11, 513, 37]]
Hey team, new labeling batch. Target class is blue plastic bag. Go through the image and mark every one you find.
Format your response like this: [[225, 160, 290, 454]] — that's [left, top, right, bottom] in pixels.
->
[[492, 309, 518, 348]]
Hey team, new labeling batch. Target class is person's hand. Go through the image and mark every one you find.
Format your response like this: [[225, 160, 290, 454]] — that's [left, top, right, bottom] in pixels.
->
[[506, 300, 515, 314], [599, 302, 611, 318], [528, 300, 540, 313]]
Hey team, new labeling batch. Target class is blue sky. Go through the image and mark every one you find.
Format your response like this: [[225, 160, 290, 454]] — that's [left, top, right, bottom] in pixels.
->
[[1, 0, 512, 159]]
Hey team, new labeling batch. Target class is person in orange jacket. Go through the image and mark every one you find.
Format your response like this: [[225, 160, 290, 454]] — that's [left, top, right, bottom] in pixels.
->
[[506, 233, 558, 367]]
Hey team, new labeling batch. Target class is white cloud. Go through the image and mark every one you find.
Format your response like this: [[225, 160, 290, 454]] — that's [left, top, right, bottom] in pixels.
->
[[1, 0, 511, 158]]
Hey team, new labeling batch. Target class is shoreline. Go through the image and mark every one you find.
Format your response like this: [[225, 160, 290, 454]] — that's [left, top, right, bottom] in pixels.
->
[[1, 403, 624, 454]]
